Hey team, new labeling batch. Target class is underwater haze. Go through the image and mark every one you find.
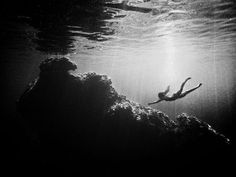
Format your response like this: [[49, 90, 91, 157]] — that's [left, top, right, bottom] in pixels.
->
[[2, 0, 236, 138]]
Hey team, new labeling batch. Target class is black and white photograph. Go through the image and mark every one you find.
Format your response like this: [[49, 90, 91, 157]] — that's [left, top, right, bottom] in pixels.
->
[[1, 0, 235, 176]]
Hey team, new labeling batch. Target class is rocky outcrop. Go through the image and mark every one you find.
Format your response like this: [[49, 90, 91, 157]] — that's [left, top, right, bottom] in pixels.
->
[[18, 57, 231, 175]]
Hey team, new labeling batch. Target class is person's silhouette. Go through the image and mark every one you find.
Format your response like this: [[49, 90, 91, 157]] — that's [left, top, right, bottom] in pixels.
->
[[148, 77, 202, 105]]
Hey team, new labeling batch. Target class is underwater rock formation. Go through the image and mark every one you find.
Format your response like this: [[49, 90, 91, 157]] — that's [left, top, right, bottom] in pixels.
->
[[18, 57, 232, 175]]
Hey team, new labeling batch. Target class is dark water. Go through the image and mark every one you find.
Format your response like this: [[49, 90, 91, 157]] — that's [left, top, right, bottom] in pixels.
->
[[1, 0, 236, 138]]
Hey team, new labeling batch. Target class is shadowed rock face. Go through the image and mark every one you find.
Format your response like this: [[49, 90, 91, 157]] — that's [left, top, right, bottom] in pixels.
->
[[18, 57, 232, 175]]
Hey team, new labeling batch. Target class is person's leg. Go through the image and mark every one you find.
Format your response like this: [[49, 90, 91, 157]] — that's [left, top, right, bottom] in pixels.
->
[[179, 83, 202, 98], [175, 77, 191, 95]]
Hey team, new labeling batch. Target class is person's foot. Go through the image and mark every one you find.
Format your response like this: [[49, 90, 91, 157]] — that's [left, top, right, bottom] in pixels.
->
[[184, 77, 191, 83]]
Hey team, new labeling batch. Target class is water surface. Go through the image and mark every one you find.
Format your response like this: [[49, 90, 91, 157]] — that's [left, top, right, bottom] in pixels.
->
[[2, 0, 236, 135]]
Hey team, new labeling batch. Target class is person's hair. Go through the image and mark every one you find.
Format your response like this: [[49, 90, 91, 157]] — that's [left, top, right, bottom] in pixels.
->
[[158, 92, 165, 99]]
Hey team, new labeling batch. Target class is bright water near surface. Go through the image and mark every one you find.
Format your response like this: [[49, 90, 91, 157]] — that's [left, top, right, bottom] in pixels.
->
[[2, 0, 236, 136]]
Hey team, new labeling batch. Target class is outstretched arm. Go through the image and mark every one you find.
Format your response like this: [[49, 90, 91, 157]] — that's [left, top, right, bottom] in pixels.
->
[[164, 85, 170, 94], [148, 99, 163, 105]]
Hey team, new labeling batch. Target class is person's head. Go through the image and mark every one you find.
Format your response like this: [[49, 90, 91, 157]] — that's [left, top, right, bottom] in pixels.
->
[[158, 92, 166, 99]]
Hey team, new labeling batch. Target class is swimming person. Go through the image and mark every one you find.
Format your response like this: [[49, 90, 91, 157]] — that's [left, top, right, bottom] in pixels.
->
[[148, 77, 202, 105]]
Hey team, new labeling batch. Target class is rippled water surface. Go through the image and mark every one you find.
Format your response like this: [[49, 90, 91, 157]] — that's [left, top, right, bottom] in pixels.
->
[[2, 0, 236, 132]]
